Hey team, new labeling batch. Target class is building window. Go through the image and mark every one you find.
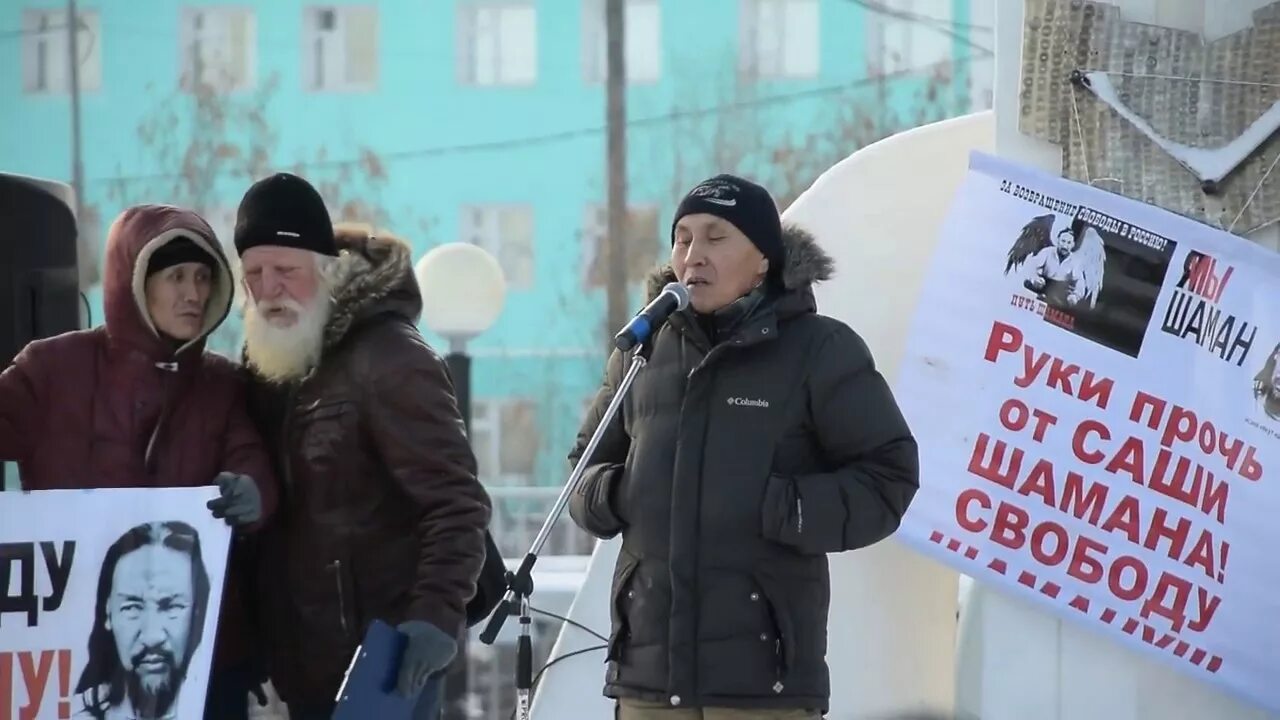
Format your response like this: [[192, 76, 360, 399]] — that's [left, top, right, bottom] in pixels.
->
[[202, 206, 242, 280], [582, 0, 661, 84], [471, 399, 540, 486], [21, 8, 102, 94], [202, 206, 248, 307], [457, 2, 537, 87], [460, 205, 535, 289], [302, 5, 378, 91], [580, 205, 659, 289], [191, 206, 247, 355], [75, 203, 104, 290], [739, 0, 819, 80], [200, 206, 238, 253], [180, 7, 256, 93], [865, 0, 954, 75], [472, 398, 595, 561]]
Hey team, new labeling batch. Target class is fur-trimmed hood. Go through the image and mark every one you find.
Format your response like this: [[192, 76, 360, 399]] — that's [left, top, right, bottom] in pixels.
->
[[644, 223, 835, 308], [323, 223, 422, 349]]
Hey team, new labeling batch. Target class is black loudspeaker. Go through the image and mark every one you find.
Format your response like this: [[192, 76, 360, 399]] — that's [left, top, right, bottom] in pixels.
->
[[0, 172, 81, 368]]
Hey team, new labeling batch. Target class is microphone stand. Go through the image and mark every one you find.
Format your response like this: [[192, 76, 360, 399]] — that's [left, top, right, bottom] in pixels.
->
[[479, 343, 649, 720]]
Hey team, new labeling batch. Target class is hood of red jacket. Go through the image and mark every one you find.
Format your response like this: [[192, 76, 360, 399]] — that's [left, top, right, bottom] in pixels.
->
[[102, 205, 234, 361]]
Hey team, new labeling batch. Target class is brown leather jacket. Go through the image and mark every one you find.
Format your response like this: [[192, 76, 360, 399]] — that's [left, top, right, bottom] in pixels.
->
[[242, 227, 492, 708]]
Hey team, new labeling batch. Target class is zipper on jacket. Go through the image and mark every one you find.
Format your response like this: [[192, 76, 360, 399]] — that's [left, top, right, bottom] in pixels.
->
[[795, 494, 803, 535], [280, 383, 301, 488], [764, 593, 787, 688], [143, 361, 180, 475], [330, 559, 350, 634], [691, 366, 717, 700], [680, 332, 741, 697], [774, 636, 786, 691]]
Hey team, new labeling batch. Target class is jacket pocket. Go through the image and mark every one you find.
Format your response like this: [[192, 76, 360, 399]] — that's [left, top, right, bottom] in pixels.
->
[[760, 475, 798, 548], [350, 536, 416, 625], [326, 558, 358, 638], [295, 401, 355, 466], [751, 568, 796, 684], [607, 551, 640, 662]]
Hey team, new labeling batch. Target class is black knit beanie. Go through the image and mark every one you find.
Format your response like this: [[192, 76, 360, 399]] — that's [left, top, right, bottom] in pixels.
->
[[147, 236, 216, 277], [234, 173, 337, 257], [671, 174, 784, 284]]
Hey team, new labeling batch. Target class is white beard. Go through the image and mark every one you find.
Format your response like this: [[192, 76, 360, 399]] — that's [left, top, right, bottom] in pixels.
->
[[243, 295, 332, 383]]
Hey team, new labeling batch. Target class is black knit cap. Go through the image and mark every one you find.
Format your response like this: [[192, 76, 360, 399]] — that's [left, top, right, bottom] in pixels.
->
[[147, 236, 216, 277], [234, 172, 337, 257], [671, 173, 784, 284]]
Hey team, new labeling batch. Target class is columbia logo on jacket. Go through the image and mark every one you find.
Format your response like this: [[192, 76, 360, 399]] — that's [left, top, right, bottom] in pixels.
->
[[726, 396, 770, 408]]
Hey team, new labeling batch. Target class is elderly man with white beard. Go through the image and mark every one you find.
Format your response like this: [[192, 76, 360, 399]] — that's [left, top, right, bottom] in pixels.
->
[[231, 172, 492, 720]]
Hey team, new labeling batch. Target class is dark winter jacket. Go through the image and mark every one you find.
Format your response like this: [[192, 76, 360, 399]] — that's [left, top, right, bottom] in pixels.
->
[[0, 204, 279, 669], [242, 226, 493, 708], [568, 226, 919, 713]]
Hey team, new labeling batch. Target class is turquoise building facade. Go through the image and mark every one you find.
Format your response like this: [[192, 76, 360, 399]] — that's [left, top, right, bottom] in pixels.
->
[[0, 0, 988, 537]]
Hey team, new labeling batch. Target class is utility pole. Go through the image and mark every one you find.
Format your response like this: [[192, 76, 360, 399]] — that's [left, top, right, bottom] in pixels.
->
[[605, 0, 628, 347], [67, 0, 86, 317], [67, 0, 84, 221]]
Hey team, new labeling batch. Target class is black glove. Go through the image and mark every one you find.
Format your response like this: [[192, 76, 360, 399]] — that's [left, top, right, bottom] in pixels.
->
[[396, 620, 457, 697], [206, 472, 263, 527]]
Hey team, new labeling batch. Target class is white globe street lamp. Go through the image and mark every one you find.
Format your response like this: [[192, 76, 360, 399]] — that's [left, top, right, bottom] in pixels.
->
[[413, 241, 506, 719], [416, 242, 507, 353]]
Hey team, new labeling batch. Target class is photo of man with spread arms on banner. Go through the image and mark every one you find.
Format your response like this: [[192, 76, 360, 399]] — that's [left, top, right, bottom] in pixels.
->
[[894, 150, 1280, 715], [0, 487, 231, 720], [1001, 203, 1178, 359]]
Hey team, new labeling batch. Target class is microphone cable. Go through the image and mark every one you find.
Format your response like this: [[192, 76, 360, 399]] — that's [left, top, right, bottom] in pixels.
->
[[506, 605, 609, 720]]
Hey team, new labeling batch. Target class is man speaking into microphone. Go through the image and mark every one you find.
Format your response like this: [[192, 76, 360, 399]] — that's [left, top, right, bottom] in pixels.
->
[[568, 174, 920, 719]]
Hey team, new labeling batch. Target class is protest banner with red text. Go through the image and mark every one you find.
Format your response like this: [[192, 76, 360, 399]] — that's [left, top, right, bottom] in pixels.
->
[[0, 487, 229, 720], [895, 151, 1280, 713]]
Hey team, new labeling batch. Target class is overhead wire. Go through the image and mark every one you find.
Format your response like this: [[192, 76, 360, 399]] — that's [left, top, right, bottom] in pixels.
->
[[96, 53, 990, 184]]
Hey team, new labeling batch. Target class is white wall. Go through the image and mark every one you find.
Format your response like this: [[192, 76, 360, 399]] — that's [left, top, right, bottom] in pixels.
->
[[792, 110, 999, 720]]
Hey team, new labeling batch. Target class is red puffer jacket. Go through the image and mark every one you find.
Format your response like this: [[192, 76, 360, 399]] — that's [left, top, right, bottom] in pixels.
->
[[0, 204, 278, 670]]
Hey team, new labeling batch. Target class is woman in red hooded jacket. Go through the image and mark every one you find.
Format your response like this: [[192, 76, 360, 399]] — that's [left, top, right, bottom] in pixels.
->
[[0, 204, 278, 720]]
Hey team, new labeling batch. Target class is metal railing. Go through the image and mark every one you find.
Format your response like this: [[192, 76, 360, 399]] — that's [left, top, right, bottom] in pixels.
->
[[485, 484, 597, 559]]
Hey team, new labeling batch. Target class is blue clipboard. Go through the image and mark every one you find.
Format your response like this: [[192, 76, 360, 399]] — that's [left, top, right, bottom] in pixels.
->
[[333, 619, 441, 719]]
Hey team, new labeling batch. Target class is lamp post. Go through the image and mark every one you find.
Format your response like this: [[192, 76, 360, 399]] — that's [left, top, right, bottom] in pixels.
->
[[414, 242, 506, 720]]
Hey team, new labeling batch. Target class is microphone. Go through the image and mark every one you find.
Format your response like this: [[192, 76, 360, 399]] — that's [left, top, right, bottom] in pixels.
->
[[614, 282, 690, 352]]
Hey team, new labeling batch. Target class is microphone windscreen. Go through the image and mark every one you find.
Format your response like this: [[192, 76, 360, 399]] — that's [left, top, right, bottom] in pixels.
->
[[664, 281, 690, 310]]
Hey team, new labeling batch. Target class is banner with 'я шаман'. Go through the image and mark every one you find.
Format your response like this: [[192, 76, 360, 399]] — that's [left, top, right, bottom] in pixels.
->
[[895, 150, 1280, 713]]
